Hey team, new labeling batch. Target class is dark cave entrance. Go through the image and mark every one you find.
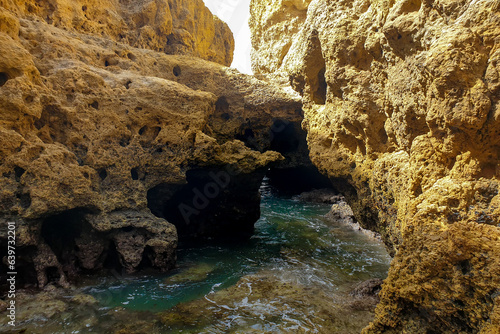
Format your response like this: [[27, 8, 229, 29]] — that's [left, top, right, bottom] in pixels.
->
[[147, 167, 267, 244], [267, 119, 334, 195], [146, 118, 335, 244]]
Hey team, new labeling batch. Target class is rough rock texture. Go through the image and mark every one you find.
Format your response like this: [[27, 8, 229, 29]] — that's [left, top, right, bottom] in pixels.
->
[[0, 0, 234, 66], [250, 0, 500, 332], [0, 0, 303, 288]]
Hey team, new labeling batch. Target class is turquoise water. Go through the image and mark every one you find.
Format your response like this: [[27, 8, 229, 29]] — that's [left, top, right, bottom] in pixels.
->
[[87, 184, 390, 314], [3, 182, 391, 333]]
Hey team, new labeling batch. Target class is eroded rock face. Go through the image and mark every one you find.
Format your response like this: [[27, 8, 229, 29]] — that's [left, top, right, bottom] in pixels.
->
[[250, 0, 500, 332], [0, 1, 303, 287], [0, 0, 234, 66]]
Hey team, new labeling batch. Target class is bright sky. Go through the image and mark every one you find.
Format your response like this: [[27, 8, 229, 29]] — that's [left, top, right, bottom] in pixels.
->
[[203, 0, 253, 74]]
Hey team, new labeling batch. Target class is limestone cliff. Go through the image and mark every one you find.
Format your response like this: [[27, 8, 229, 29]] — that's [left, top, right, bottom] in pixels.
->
[[0, 0, 234, 66], [0, 0, 303, 287], [250, 0, 500, 332]]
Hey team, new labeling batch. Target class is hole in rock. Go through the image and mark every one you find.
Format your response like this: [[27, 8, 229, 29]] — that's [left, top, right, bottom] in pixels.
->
[[215, 96, 229, 114], [236, 128, 257, 149], [131, 167, 139, 180], [0, 72, 8, 87], [173, 65, 181, 77], [119, 137, 130, 147], [137, 246, 154, 271], [98, 168, 107, 180], [41, 209, 93, 267], [457, 260, 471, 275], [266, 166, 334, 196], [90, 101, 99, 109], [16, 192, 31, 209], [46, 267, 61, 282], [138, 126, 161, 142], [104, 60, 110, 67], [314, 67, 327, 104], [121, 226, 134, 232], [14, 166, 25, 181], [103, 241, 121, 271]]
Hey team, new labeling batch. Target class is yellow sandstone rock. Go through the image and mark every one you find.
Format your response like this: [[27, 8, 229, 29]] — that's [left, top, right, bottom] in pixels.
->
[[0, 0, 302, 286], [0, 0, 234, 66], [250, 0, 500, 332]]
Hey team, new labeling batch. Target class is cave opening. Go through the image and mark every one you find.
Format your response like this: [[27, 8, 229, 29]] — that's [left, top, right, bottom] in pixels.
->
[[267, 119, 334, 195], [103, 240, 121, 271], [40, 208, 109, 280], [266, 166, 334, 196], [41, 208, 90, 260], [270, 120, 300, 153], [145, 117, 336, 245], [147, 167, 266, 245]]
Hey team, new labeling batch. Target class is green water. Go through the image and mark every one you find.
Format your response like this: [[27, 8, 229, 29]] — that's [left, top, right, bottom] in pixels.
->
[[87, 184, 390, 313], [2, 182, 391, 333]]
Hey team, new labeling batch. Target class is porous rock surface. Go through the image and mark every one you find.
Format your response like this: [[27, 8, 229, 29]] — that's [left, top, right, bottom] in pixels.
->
[[0, 0, 234, 66], [0, 0, 303, 287], [250, 0, 500, 332]]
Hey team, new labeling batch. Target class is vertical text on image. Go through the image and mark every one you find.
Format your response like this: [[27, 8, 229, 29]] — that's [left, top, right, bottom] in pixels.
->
[[6, 221, 16, 326]]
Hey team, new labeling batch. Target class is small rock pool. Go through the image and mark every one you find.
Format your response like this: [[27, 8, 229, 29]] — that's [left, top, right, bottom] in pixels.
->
[[1, 182, 391, 333]]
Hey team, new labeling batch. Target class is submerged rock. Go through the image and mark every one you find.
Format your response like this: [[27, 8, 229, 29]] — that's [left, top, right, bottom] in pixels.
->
[[250, 0, 500, 332], [164, 262, 216, 283], [348, 279, 384, 312], [293, 188, 341, 203], [159, 274, 377, 334]]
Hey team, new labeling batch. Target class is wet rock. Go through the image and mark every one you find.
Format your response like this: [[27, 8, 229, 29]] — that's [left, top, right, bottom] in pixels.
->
[[72, 294, 98, 306], [159, 274, 376, 333], [32, 242, 69, 289], [349, 279, 384, 312], [326, 202, 383, 242], [164, 262, 216, 284], [350, 279, 383, 298], [293, 188, 341, 203]]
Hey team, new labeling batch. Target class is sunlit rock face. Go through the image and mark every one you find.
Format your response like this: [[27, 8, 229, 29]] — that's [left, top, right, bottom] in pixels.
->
[[0, 0, 306, 287], [250, 0, 500, 332], [0, 0, 234, 66]]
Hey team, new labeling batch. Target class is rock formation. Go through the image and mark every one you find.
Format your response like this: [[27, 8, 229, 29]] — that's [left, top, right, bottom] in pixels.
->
[[250, 0, 500, 332], [0, 0, 304, 287]]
